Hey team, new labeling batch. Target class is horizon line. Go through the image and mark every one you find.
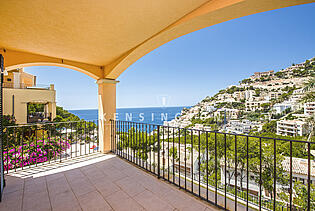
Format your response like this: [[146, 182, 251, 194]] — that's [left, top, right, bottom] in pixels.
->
[[68, 105, 192, 110]]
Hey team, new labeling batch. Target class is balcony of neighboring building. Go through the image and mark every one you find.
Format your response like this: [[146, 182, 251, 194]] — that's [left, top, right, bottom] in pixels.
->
[[3, 68, 56, 124]]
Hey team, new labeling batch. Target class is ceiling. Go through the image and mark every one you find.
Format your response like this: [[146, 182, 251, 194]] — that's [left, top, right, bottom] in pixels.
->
[[0, 0, 313, 79]]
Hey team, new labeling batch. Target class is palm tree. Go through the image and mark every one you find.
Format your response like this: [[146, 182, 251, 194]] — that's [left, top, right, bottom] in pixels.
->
[[299, 77, 315, 103], [302, 77, 315, 92]]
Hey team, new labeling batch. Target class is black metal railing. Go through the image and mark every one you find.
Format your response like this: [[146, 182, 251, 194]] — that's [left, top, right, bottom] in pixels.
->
[[3, 120, 99, 173], [111, 120, 314, 211]]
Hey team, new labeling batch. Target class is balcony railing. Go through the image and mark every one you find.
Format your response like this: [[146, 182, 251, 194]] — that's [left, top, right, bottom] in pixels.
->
[[111, 120, 314, 211], [3, 82, 50, 90], [3, 120, 99, 173]]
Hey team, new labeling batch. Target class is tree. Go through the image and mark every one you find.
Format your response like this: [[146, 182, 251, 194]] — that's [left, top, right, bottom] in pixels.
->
[[27, 103, 44, 113], [261, 103, 271, 112], [293, 181, 315, 210], [275, 71, 285, 79], [250, 140, 287, 200], [54, 106, 80, 122], [261, 121, 277, 133]]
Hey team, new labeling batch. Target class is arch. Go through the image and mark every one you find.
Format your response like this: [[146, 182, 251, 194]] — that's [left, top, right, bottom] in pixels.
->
[[0, 0, 314, 80], [1, 49, 104, 79], [104, 0, 315, 79]]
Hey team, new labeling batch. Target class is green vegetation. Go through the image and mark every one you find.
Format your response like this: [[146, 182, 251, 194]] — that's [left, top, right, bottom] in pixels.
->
[[225, 86, 245, 94], [3, 115, 16, 127], [54, 106, 81, 122], [260, 120, 277, 133], [240, 78, 252, 84], [27, 103, 45, 113], [261, 102, 271, 112], [275, 71, 285, 79]]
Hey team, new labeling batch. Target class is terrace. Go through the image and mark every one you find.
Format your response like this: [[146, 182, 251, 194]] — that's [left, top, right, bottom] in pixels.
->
[[1, 1, 314, 210], [1, 153, 217, 211]]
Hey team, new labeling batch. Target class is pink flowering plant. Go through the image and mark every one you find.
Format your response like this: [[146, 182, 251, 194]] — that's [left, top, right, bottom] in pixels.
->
[[3, 136, 71, 171]]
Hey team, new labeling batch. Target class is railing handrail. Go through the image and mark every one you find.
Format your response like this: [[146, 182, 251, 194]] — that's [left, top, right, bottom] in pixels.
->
[[3, 82, 52, 90], [111, 119, 315, 144]]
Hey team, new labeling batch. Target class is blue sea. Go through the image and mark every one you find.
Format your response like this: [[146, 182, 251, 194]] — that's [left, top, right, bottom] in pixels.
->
[[69, 106, 186, 125]]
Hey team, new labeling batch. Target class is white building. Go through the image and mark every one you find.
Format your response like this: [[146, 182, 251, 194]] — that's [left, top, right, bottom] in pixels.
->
[[217, 93, 235, 102], [277, 120, 309, 136], [304, 102, 315, 116], [214, 108, 240, 120], [206, 105, 216, 112], [244, 90, 256, 101], [225, 120, 259, 134], [245, 101, 269, 112], [266, 91, 282, 101], [233, 91, 245, 101], [273, 102, 294, 114]]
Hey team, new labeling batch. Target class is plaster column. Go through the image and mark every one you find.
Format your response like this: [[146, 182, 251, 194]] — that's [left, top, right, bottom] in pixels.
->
[[97, 79, 118, 153], [47, 102, 56, 120]]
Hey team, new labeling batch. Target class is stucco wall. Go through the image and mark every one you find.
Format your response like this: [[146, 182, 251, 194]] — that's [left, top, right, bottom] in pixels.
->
[[4, 87, 56, 124]]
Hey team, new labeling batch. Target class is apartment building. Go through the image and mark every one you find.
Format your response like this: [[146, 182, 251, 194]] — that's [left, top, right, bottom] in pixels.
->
[[4, 68, 56, 124], [272, 102, 300, 114], [226, 120, 255, 134], [217, 93, 234, 101], [304, 102, 315, 116], [277, 120, 309, 136], [214, 108, 240, 120], [267, 91, 282, 100], [244, 90, 256, 101], [245, 100, 269, 112], [233, 91, 245, 101], [250, 70, 274, 80]]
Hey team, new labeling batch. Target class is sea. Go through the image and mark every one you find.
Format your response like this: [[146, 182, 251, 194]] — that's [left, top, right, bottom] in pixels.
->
[[69, 106, 187, 125]]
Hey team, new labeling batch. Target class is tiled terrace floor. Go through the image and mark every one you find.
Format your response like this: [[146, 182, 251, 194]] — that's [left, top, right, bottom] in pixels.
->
[[0, 153, 219, 211]]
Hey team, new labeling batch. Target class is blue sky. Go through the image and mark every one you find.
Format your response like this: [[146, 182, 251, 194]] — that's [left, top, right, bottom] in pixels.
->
[[25, 3, 315, 109]]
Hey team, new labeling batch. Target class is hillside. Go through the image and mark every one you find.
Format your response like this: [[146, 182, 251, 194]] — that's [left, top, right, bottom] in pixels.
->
[[165, 57, 315, 138]]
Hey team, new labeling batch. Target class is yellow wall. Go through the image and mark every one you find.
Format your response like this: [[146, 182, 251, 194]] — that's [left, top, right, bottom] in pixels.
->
[[4, 68, 35, 88], [4, 86, 56, 124], [3, 71, 15, 87], [20, 72, 35, 87]]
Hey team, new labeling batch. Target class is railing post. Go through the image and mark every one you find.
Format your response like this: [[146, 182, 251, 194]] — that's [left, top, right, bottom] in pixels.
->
[[157, 125, 160, 179]]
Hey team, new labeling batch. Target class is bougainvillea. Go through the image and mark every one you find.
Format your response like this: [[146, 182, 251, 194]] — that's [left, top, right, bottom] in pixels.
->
[[3, 138, 71, 171]]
